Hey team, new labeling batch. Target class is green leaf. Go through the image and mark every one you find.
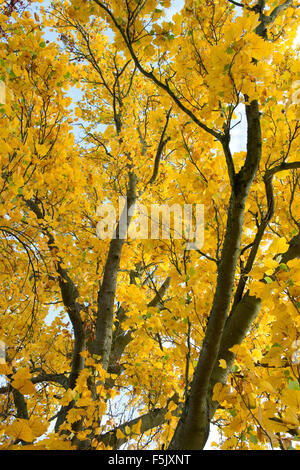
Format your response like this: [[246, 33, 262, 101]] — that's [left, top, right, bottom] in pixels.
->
[[279, 263, 288, 271], [223, 63, 230, 74], [288, 380, 300, 391], [165, 32, 175, 40], [249, 434, 258, 445], [189, 267, 196, 276], [265, 276, 273, 284]]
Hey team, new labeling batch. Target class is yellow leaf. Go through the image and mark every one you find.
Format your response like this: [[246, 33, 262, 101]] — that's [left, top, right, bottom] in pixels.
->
[[116, 428, 125, 439], [76, 397, 91, 407], [41, 436, 75, 450], [6, 419, 33, 442], [219, 359, 227, 369], [212, 382, 223, 401], [271, 237, 289, 255], [168, 401, 177, 412], [164, 410, 173, 420], [132, 420, 141, 435], [251, 349, 262, 362], [11, 368, 35, 395], [0, 363, 12, 375], [259, 380, 276, 394], [60, 389, 76, 406], [29, 417, 48, 438], [282, 389, 300, 410], [282, 408, 299, 427], [125, 425, 131, 435], [264, 258, 278, 270], [80, 350, 90, 358]]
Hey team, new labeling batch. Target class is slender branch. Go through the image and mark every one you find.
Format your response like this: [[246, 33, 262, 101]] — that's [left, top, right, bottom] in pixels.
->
[[267, 161, 300, 176], [0, 373, 68, 395], [227, 0, 245, 7], [220, 133, 236, 188], [147, 108, 172, 186], [97, 395, 180, 450]]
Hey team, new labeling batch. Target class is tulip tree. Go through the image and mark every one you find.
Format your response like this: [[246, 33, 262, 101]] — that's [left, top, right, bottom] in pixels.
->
[[0, 0, 300, 450]]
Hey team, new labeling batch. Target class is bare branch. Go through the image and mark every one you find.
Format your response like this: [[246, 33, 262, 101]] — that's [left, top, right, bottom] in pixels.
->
[[97, 395, 180, 450], [147, 108, 172, 186], [221, 134, 236, 188]]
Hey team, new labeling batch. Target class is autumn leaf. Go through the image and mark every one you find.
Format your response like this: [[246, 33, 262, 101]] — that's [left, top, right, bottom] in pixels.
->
[[116, 428, 125, 439], [11, 368, 35, 395], [5, 419, 33, 443]]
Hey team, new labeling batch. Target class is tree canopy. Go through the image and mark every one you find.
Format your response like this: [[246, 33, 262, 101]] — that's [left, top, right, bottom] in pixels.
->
[[0, 0, 300, 451]]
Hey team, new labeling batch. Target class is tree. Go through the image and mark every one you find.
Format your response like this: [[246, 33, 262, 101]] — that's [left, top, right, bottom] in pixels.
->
[[0, 0, 300, 450]]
